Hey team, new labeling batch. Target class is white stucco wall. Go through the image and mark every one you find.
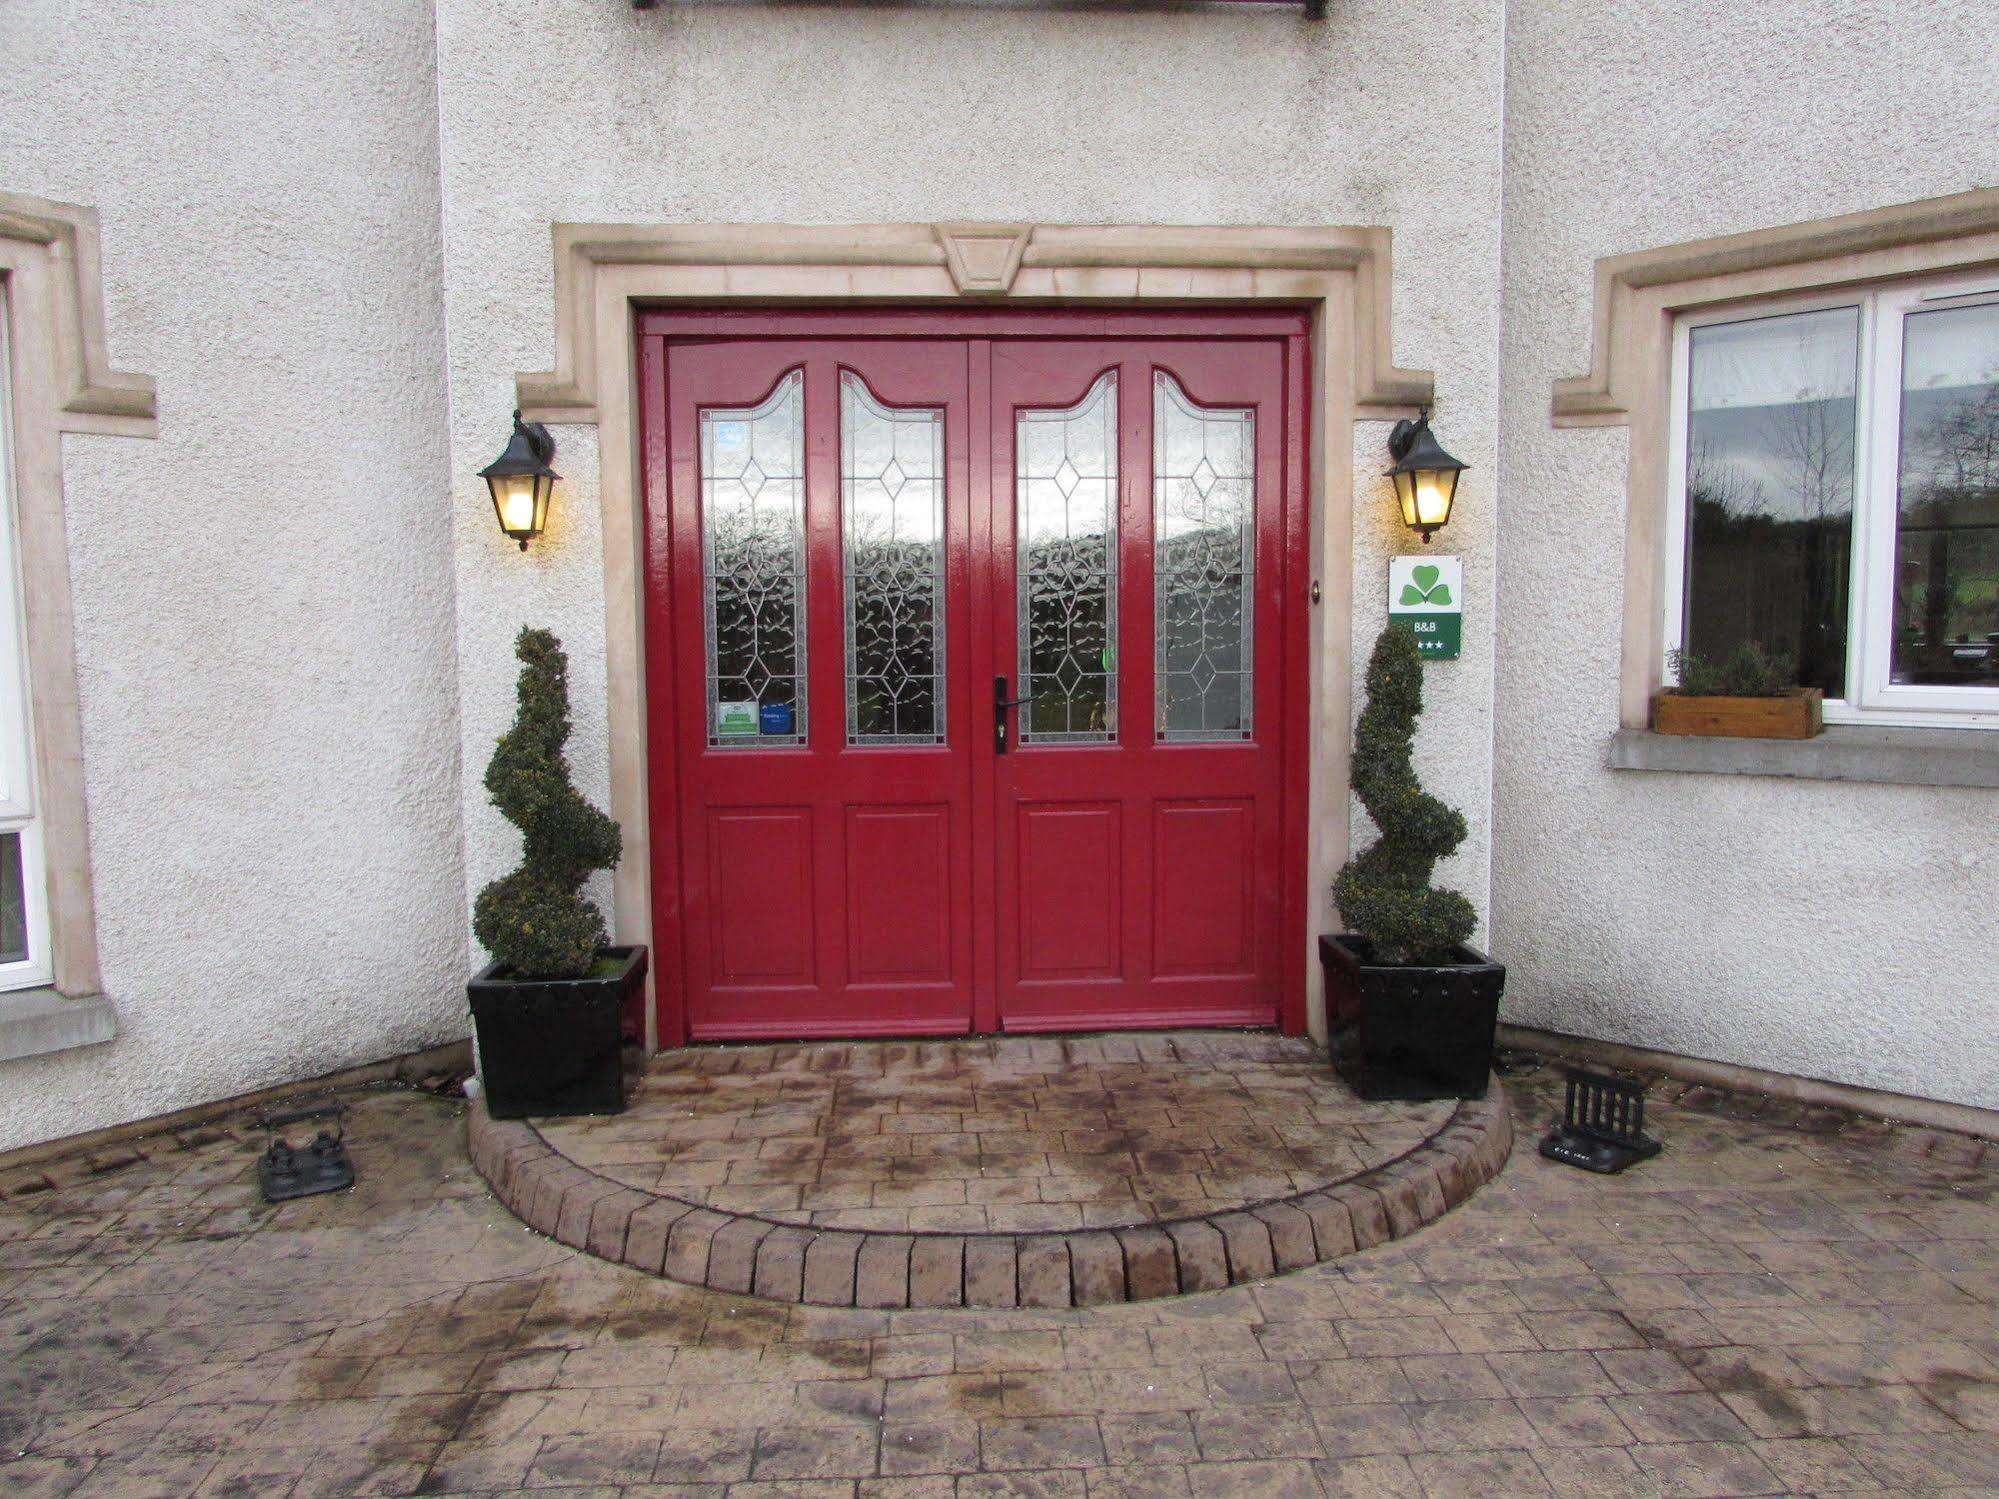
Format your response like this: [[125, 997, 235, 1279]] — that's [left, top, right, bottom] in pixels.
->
[[0, 0, 467, 1151], [11, 0, 1985, 1153], [433, 0, 1509, 982], [1492, 1, 1999, 1109]]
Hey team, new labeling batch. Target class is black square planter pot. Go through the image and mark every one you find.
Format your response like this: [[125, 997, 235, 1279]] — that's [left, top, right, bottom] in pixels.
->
[[1319, 934, 1504, 1102], [468, 945, 647, 1119]]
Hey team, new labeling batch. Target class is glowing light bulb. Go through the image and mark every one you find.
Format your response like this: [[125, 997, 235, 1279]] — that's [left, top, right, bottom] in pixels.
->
[[1416, 478, 1450, 527], [500, 482, 537, 533]]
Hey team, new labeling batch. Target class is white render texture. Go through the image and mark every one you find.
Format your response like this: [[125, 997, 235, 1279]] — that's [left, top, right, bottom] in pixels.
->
[[431, 0, 1508, 981], [0, 0, 1992, 1151], [0, 0, 466, 1152], [1492, 1, 1999, 1110]]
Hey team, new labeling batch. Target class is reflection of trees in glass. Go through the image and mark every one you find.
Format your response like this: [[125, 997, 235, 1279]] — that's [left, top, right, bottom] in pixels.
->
[[1684, 405, 1854, 697], [1766, 390, 1854, 695], [1155, 522, 1247, 735], [1023, 531, 1112, 737], [711, 517, 801, 711], [1894, 379, 1999, 684], [848, 530, 940, 739], [0, 833, 23, 963], [1683, 314, 1858, 697]]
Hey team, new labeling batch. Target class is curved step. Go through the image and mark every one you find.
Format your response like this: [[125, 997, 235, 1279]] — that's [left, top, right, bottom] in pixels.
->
[[468, 1080, 1512, 1307]]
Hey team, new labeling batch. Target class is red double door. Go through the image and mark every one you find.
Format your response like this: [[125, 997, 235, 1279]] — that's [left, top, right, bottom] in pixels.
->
[[642, 312, 1309, 1042]]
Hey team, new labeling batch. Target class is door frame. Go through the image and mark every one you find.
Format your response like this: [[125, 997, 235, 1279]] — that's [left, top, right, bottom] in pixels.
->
[[641, 314, 1309, 1041], [508, 222, 1437, 1049]]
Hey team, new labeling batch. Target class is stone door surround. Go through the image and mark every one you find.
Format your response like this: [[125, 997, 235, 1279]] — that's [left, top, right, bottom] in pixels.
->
[[510, 221, 1436, 1048]]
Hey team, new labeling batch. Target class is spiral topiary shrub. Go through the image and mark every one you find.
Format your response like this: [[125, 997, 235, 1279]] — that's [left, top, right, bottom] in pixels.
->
[[474, 627, 623, 980], [1333, 624, 1476, 966]]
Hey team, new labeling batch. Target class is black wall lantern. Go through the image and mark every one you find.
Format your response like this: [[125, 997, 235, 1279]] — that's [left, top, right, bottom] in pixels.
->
[[481, 410, 559, 551], [1385, 409, 1468, 544]]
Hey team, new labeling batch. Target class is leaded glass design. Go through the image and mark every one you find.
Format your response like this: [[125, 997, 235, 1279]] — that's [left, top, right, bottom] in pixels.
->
[[701, 370, 806, 747], [1016, 371, 1118, 742], [1153, 371, 1254, 741], [842, 373, 946, 744]]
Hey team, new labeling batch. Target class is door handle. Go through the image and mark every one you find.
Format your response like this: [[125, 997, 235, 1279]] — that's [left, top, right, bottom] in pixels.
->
[[993, 675, 1033, 754]]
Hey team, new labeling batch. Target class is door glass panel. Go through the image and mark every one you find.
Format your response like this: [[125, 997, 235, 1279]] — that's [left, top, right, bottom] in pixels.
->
[[1891, 301, 1999, 688], [701, 370, 806, 746], [841, 374, 947, 744], [1153, 371, 1254, 741], [1682, 307, 1858, 697], [1017, 370, 1117, 743]]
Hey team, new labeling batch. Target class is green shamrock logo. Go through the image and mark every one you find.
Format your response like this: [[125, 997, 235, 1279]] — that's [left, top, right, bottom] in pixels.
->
[[1399, 563, 1452, 607]]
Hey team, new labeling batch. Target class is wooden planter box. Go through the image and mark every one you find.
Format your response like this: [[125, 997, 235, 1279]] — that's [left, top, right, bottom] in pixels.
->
[[1650, 687, 1823, 740]]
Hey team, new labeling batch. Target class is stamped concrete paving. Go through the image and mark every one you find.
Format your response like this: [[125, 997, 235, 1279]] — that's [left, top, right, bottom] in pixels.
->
[[495, 1035, 1510, 1308], [538, 1036, 1455, 1231], [3, 1052, 1999, 1497]]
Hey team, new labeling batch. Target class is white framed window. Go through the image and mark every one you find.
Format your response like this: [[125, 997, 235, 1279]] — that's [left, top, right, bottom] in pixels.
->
[[0, 309, 52, 990], [1665, 271, 1999, 727]]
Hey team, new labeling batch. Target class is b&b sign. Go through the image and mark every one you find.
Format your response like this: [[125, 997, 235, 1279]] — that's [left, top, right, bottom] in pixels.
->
[[1387, 555, 1461, 661]]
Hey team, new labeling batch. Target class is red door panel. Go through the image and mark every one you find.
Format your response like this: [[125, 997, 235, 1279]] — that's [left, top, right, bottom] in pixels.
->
[[988, 340, 1288, 1031], [1016, 802, 1122, 980], [641, 316, 1307, 1042], [1152, 799, 1255, 978], [844, 805, 953, 984], [657, 340, 976, 1039], [709, 808, 815, 985]]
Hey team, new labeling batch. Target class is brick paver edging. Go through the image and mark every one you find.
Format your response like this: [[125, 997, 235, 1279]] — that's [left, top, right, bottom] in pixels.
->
[[466, 1081, 1511, 1308]]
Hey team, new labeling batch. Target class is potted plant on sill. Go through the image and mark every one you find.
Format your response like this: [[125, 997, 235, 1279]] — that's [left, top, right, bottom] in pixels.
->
[[467, 627, 645, 1118], [1651, 643, 1823, 740], [1321, 624, 1504, 1101]]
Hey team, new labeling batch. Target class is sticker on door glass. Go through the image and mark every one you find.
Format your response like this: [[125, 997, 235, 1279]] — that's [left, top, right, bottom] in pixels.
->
[[716, 701, 759, 736]]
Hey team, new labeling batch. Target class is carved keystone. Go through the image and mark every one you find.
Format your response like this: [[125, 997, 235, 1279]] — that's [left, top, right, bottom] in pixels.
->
[[935, 223, 1032, 295]]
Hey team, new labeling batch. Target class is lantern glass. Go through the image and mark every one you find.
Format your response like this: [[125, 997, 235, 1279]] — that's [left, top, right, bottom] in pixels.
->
[[1395, 468, 1458, 534], [488, 472, 553, 548], [480, 411, 559, 550], [1384, 413, 1468, 543]]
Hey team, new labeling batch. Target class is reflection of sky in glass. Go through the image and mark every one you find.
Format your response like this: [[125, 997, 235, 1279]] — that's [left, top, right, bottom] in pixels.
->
[[1153, 371, 1254, 741], [701, 371, 807, 744], [1017, 372, 1118, 742], [1687, 308, 1859, 524], [841, 373, 946, 744], [1898, 304, 1999, 501], [1903, 303, 1999, 390]]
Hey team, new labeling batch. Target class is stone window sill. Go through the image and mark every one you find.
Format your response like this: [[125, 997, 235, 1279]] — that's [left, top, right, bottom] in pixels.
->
[[0, 988, 118, 1062], [1608, 725, 1999, 789]]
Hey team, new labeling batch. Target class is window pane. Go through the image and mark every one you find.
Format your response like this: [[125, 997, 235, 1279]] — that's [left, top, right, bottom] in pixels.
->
[[1891, 301, 1999, 688], [1017, 371, 1117, 743], [842, 374, 946, 744], [1683, 307, 1859, 696], [1153, 371, 1254, 741], [0, 831, 24, 965], [702, 371, 806, 746]]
